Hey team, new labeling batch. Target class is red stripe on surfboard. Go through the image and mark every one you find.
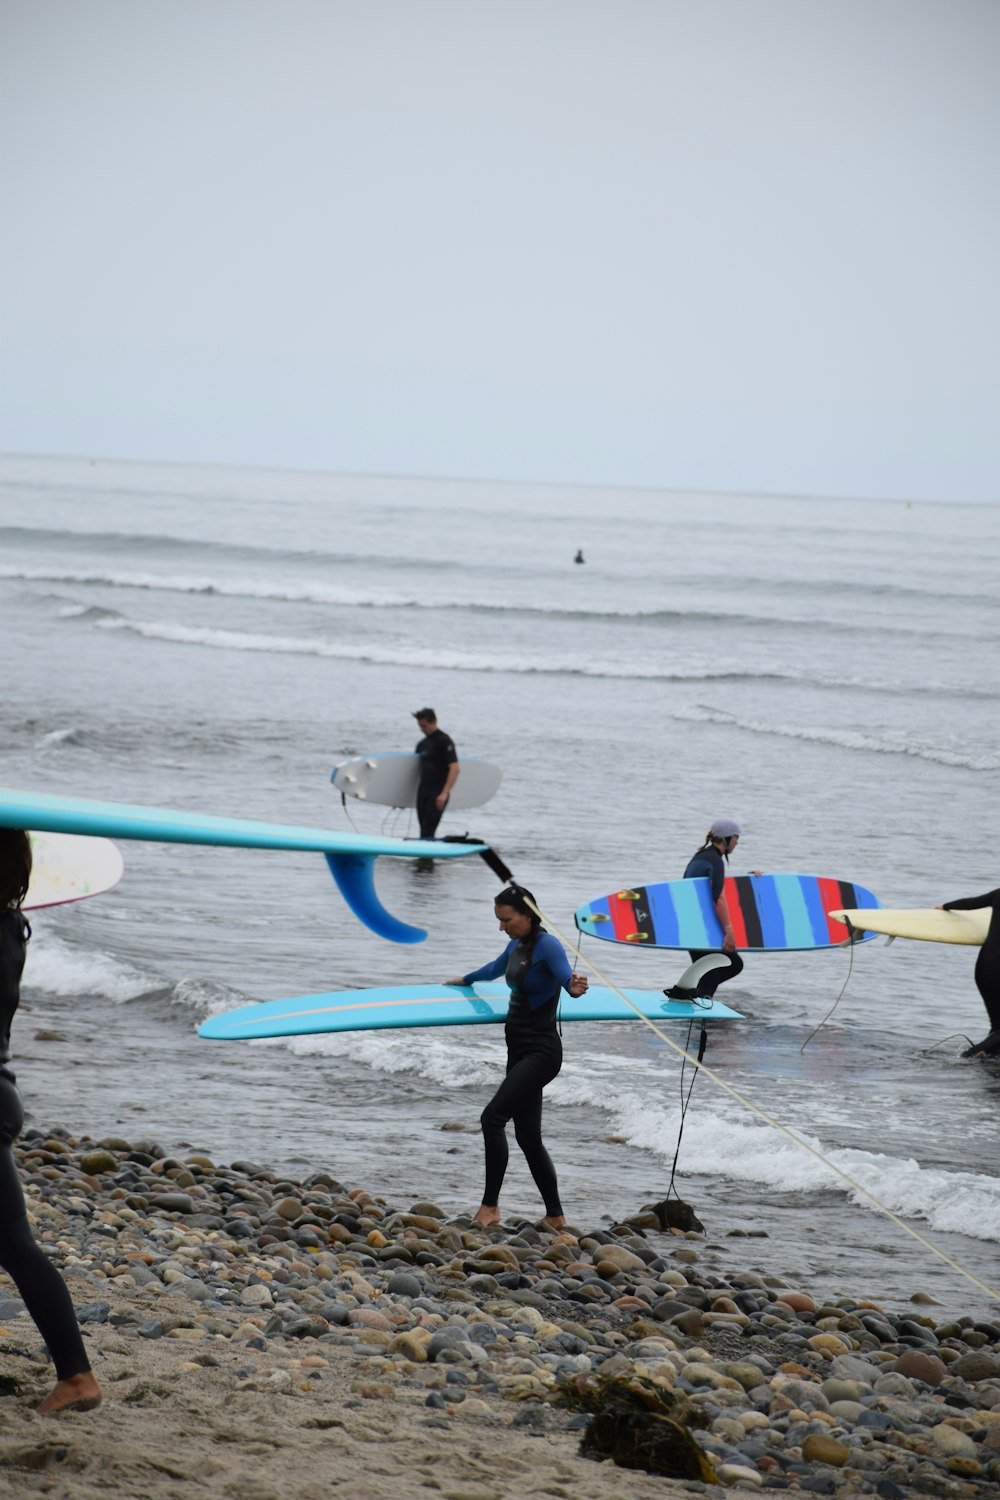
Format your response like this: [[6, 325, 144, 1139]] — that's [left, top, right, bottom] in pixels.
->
[[608, 892, 640, 942], [816, 876, 848, 943], [724, 877, 750, 948]]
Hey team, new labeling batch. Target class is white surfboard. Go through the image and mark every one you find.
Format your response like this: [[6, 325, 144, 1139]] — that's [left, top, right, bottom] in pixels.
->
[[25, 831, 124, 910], [830, 907, 990, 946], [331, 753, 502, 810]]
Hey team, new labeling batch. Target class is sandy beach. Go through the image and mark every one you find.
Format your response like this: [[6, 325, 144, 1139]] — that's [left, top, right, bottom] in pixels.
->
[[1, 1129, 999, 1500]]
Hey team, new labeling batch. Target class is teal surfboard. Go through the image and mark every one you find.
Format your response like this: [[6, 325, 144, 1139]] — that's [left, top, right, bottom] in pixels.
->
[[576, 873, 881, 952], [0, 787, 487, 944], [198, 981, 743, 1041]]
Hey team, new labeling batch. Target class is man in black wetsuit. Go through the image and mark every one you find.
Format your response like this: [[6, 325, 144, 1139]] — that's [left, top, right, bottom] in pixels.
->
[[412, 708, 459, 839]]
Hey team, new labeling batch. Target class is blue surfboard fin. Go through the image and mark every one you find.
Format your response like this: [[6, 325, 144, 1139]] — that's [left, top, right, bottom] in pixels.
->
[[324, 852, 426, 944]]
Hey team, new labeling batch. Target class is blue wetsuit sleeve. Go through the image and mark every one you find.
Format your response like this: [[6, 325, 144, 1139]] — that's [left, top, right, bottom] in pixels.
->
[[528, 933, 574, 1007], [461, 942, 513, 985]]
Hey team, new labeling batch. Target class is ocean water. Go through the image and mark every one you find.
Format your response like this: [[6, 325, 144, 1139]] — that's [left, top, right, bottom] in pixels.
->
[[2, 453, 999, 1317]]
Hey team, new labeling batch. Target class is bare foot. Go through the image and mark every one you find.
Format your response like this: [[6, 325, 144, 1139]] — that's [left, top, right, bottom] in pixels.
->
[[37, 1371, 102, 1415], [471, 1205, 501, 1226], [539, 1215, 567, 1230]]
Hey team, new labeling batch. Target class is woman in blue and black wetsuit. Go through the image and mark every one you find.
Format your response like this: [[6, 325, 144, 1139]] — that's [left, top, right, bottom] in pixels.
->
[[0, 829, 102, 1414], [449, 885, 588, 1228]]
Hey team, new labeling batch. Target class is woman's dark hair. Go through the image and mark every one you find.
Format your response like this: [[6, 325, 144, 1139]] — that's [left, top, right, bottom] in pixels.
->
[[0, 829, 32, 911], [494, 884, 542, 933]]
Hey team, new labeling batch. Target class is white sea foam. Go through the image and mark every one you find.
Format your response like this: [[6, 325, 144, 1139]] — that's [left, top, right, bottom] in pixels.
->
[[25, 931, 156, 1004], [275, 1032, 1000, 1244], [78, 614, 935, 692], [5, 563, 420, 609], [280, 1027, 501, 1089], [5, 561, 983, 636], [673, 704, 1000, 772], [90, 613, 722, 678], [170, 976, 251, 1017], [37, 726, 81, 747]]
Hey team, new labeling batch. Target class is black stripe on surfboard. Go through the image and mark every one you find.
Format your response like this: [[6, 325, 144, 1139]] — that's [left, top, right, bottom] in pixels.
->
[[630, 886, 657, 944], [733, 875, 764, 948]]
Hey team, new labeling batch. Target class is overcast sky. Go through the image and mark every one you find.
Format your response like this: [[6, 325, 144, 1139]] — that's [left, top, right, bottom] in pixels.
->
[[2, 0, 998, 501]]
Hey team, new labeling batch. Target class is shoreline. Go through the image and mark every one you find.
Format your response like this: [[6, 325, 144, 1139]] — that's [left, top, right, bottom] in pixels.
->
[[3, 1127, 1000, 1499]]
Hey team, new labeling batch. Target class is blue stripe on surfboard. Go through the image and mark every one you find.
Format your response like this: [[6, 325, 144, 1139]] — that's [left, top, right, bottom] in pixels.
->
[[798, 874, 832, 946], [668, 879, 714, 948], [646, 884, 680, 947], [757, 875, 792, 946], [198, 982, 743, 1040]]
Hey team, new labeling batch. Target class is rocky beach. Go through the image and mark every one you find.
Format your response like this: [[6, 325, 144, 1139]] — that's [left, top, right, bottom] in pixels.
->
[[1, 1128, 998, 1500]]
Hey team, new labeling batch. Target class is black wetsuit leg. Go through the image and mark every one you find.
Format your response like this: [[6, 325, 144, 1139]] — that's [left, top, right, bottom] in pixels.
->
[[0, 1074, 91, 1380], [687, 949, 744, 997], [416, 789, 447, 840], [480, 1040, 563, 1216], [973, 953, 1000, 1032]]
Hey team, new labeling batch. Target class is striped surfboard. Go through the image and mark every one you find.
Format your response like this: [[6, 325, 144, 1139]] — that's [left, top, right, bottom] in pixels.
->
[[575, 873, 881, 952]]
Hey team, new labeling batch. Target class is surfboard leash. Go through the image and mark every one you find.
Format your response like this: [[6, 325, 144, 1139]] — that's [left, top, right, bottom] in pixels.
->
[[665, 1019, 709, 1205], [799, 915, 859, 1053], [521, 894, 1000, 1308]]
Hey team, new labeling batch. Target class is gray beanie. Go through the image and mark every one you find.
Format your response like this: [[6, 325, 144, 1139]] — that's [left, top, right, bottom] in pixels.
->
[[710, 818, 742, 840]]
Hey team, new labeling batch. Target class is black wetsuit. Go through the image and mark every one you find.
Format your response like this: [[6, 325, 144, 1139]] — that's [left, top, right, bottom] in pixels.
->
[[462, 931, 571, 1216], [683, 845, 744, 996], [0, 910, 92, 1380], [942, 888, 1000, 1040], [414, 727, 457, 839]]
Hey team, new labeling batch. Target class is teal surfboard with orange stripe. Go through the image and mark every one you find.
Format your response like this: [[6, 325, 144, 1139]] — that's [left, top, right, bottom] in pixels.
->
[[198, 981, 743, 1040], [575, 874, 881, 951]]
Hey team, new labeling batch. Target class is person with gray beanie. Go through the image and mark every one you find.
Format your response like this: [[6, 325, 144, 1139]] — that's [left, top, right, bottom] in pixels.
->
[[667, 819, 745, 999]]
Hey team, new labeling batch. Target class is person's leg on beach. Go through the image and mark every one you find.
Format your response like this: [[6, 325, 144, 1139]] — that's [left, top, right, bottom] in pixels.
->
[[475, 1071, 513, 1224], [0, 1106, 101, 1414], [475, 1047, 555, 1223], [475, 1047, 563, 1225], [512, 1077, 564, 1226]]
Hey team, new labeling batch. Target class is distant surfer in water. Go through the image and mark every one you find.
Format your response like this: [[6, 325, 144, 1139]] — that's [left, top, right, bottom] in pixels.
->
[[447, 885, 589, 1228], [412, 708, 459, 839], [938, 888, 1000, 1057], [666, 819, 745, 999], [0, 830, 102, 1414]]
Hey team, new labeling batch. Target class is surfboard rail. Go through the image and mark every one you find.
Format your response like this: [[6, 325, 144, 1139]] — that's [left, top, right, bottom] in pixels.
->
[[0, 787, 489, 944]]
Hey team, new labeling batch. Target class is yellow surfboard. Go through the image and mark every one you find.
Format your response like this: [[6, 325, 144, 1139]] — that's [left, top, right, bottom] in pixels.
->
[[830, 907, 989, 946]]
